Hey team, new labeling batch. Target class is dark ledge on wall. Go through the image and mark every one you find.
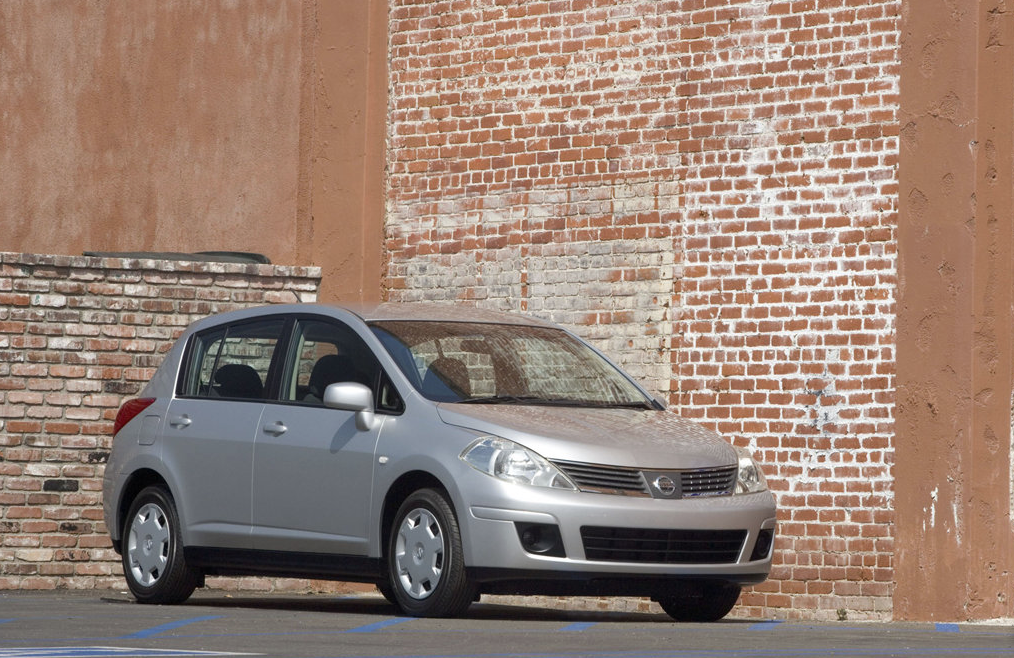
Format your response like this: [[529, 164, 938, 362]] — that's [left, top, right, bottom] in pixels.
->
[[83, 251, 271, 265]]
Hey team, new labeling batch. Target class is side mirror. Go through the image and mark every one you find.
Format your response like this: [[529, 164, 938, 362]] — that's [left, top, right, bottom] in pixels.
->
[[323, 382, 375, 431]]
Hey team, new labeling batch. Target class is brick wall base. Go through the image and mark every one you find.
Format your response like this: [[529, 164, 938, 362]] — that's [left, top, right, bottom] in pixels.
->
[[0, 252, 320, 591]]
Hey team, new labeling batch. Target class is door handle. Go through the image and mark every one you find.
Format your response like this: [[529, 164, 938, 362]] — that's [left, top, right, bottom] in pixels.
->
[[262, 421, 287, 436], [169, 415, 192, 428]]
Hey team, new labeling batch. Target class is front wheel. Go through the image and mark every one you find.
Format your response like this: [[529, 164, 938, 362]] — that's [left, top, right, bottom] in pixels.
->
[[386, 488, 476, 617], [122, 485, 200, 604], [375, 579, 397, 605], [655, 582, 741, 622]]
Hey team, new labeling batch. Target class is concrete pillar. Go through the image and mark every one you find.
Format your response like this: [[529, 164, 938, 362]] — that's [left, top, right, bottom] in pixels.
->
[[896, 0, 1014, 620], [306, 0, 387, 302]]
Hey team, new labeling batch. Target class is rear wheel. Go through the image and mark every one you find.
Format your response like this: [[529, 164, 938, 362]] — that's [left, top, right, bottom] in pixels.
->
[[655, 582, 741, 622], [386, 488, 476, 617], [122, 485, 200, 604]]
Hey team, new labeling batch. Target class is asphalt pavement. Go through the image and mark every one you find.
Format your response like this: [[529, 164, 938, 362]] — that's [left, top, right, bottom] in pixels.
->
[[0, 590, 1011, 658]]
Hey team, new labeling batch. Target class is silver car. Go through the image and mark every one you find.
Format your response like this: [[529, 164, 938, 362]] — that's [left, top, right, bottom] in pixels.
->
[[103, 303, 776, 621]]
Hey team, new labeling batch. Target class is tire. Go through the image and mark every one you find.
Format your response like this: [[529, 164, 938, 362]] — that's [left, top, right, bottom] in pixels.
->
[[386, 488, 476, 617], [655, 581, 741, 622], [122, 485, 200, 604], [375, 579, 397, 605]]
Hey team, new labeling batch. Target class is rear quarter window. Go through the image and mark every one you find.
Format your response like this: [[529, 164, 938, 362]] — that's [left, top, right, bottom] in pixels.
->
[[178, 318, 286, 400]]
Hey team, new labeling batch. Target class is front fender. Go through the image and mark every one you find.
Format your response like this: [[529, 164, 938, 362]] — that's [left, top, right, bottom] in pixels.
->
[[369, 416, 481, 560]]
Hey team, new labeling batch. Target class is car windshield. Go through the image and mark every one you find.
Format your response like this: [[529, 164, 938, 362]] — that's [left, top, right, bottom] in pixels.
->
[[370, 320, 653, 408]]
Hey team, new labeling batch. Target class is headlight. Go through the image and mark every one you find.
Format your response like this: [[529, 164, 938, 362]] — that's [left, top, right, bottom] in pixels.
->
[[734, 446, 768, 494], [461, 437, 577, 490]]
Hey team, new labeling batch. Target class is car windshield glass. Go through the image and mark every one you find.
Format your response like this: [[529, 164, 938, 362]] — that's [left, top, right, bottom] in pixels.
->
[[370, 321, 652, 408]]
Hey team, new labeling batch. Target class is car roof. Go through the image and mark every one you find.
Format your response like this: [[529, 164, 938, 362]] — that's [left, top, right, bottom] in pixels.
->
[[343, 302, 557, 327], [186, 303, 559, 331]]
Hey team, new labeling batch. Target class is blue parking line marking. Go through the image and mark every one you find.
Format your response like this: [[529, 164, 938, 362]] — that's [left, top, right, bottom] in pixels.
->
[[748, 620, 783, 630], [118, 616, 223, 640], [560, 622, 597, 631], [0, 649, 252, 658], [344, 617, 412, 633], [935, 622, 960, 633]]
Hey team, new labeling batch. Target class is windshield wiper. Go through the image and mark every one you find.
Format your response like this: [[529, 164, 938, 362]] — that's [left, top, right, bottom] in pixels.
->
[[458, 395, 547, 405], [551, 399, 654, 410], [605, 401, 656, 410], [458, 396, 653, 409]]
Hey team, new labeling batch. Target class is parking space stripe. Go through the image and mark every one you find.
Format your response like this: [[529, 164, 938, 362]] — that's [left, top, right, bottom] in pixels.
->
[[935, 623, 961, 633], [0, 649, 253, 658], [559, 622, 597, 631], [118, 616, 223, 640], [748, 620, 783, 630], [344, 617, 412, 633]]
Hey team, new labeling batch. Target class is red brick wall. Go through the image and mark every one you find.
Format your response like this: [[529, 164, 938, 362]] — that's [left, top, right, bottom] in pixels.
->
[[674, 0, 898, 621], [386, 0, 899, 620], [0, 252, 320, 590], [386, 0, 683, 398]]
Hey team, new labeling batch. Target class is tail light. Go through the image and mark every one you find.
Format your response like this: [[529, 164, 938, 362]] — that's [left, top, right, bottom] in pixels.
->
[[113, 398, 156, 435]]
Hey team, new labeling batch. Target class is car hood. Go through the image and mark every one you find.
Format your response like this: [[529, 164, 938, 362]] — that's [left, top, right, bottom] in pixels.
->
[[436, 404, 737, 469]]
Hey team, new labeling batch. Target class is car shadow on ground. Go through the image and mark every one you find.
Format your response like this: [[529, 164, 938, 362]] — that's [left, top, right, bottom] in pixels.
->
[[100, 591, 759, 624]]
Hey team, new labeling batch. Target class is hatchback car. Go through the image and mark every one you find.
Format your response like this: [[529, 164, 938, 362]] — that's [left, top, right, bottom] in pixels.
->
[[103, 303, 776, 621]]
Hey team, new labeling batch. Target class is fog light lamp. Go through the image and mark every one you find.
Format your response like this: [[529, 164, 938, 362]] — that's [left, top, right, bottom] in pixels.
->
[[514, 522, 566, 558]]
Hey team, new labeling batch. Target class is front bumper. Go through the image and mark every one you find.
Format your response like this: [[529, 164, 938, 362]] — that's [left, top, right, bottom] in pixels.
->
[[459, 483, 776, 588]]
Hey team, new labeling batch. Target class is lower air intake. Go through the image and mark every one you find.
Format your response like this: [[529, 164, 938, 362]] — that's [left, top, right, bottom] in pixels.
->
[[581, 526, 747, 564]]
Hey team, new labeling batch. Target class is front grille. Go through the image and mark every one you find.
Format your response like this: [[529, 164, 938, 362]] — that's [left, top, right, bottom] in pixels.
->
[[553, 461, 648, 495], [680, 465, 738, 497], [552, 460, 737, 499], [581, 526, 747, 564]]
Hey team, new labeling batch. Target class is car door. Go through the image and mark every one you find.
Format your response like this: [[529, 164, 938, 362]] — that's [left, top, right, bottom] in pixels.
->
[[250, 317, 388, 555], [163, 317, 285, 549]]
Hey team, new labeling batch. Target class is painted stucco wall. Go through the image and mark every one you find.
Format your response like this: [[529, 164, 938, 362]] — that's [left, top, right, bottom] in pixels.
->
[[0, 0, 386, 303], [1, 1, 305, 261], [895, 0, 1014, 621]]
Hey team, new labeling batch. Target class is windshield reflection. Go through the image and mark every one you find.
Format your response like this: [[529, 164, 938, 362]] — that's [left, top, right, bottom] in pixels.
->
[[370, 321, 652, 408]]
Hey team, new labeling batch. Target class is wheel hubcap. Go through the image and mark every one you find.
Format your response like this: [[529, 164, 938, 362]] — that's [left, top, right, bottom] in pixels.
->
[[394, 507, 444, 600], [127, 502, 170, 587]]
